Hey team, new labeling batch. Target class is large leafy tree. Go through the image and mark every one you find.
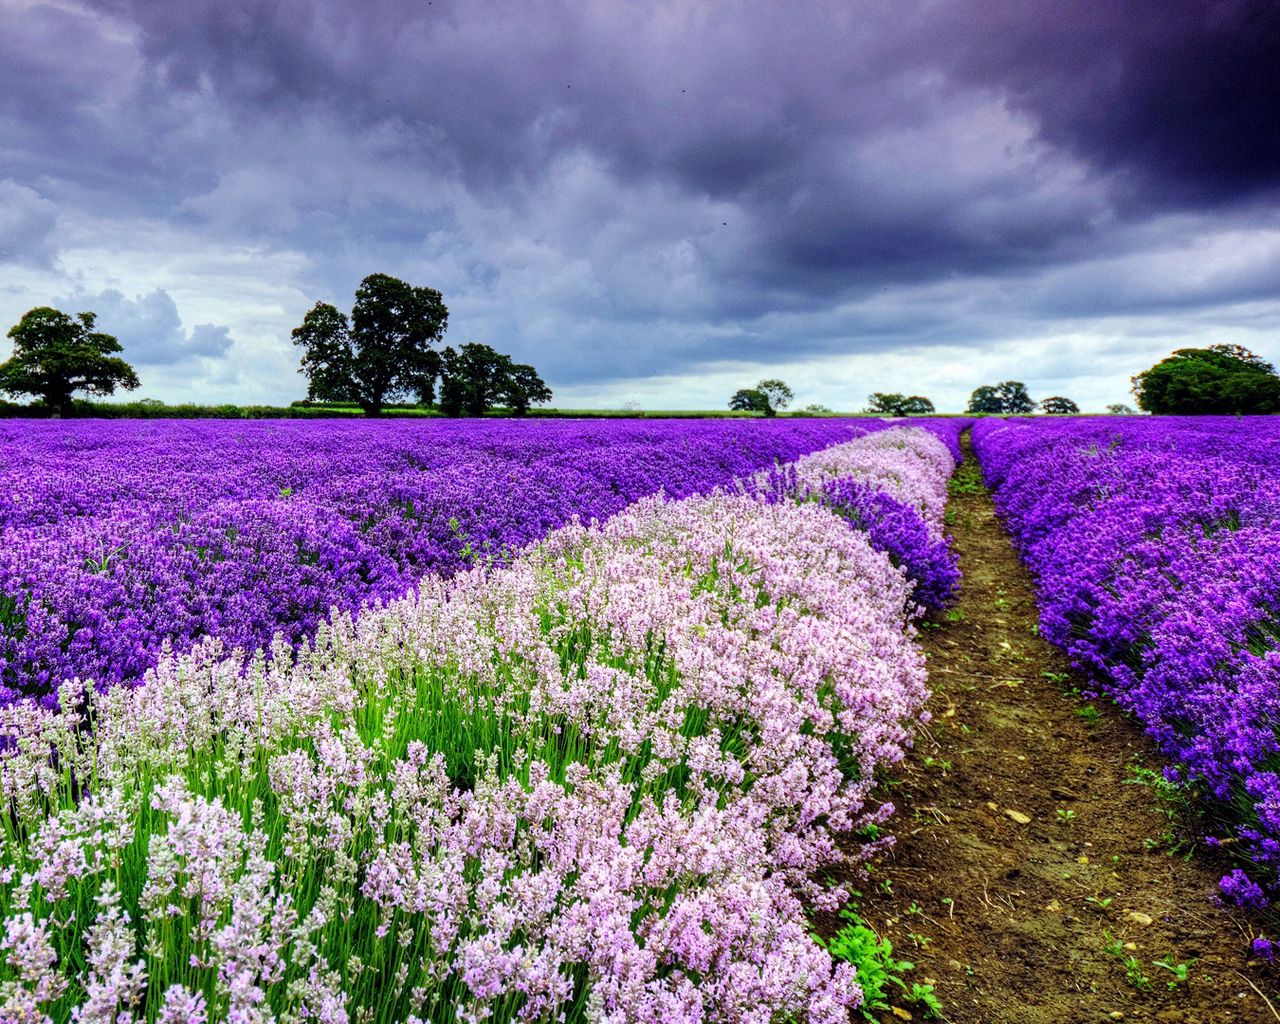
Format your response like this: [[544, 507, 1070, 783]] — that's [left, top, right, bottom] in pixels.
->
[[292, 273, 447, 415], [965, 385, 1001, 414], [995, 380, 1035, 414], [503, 362, 553, 416], [729, 379, 793, 417], [1, 307, 140, 416], [1132, 344, 1280, 414], [729, 388, 768, 414], [966, 380, 1034, 415], [437, 343, 552, 417], [866, 392, 935, 416], [1039, 396, 1079, 415], [756, 378, 794, 417]]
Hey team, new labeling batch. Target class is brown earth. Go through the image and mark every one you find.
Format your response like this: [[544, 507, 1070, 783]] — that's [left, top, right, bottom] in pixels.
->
[[837, 435, 1280, 1024]]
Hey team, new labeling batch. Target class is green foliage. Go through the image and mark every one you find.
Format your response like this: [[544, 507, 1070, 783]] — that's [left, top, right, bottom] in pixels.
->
[[947, 459, 985, 494], [966, 380, 1034, 415], [502, 361, 554, 415], [728, 388, 768, 414], [292, 273, 448, 416], [1103, 932, 1153, 991], [1039, 396, 1079, 415], [866, 392, 936, 416], [817, 909, 941, 1019], [1153, 955, 1195, 989], [728, 379, 793, 417], [436, 343, 552, 417], [1124, 761, 1196, 855], [756, 378, 794, 416], [1131, 344, 1280, 414], [1106, 403, 1137, 415], [966, 385, 1002, 414], [1, 307, 141, 415]]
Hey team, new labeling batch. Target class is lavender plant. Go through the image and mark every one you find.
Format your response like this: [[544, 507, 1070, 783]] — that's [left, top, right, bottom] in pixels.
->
[[0, 418, 902, 706], [0, 429, 959, 1023], [750, 427, 962, 613], [975, 415, 1280, 904]]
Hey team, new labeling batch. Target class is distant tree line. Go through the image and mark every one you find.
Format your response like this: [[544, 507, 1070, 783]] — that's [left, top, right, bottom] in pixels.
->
[[0, 274, 554, 418], [962, 381, 1079, 415], [3, 290, 1278, 418], [865, 392, 935, 416], [956, 345, 1280, 416], [291, 273, 552, 416]]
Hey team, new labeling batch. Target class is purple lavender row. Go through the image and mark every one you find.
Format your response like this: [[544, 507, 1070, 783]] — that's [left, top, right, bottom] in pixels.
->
[[973, 416, 1280, 903], [0, 417, 964, 707], [750, 424, 966, 613]]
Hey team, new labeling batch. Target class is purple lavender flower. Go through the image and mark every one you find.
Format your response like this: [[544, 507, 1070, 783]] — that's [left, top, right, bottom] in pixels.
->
[[819, 478, 960, 612], [2, 418, 967, 705], [1221, 869, 1269, 909], [976, 415, 1280, 894]]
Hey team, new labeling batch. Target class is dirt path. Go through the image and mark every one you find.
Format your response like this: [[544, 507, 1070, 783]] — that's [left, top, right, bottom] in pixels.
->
[[844, 434, 1279, 1024]]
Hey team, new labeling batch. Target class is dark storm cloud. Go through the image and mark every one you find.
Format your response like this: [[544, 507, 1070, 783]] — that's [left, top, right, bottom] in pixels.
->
[[939, 0, 1280, 207], [70, 0, 1109, 290], [1, 0, 1276, 399], [0, 2, 215, 214]]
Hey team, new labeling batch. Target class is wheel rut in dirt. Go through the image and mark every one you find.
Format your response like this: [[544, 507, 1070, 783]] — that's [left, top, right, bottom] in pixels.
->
[[843, 431, 1277, 1024]]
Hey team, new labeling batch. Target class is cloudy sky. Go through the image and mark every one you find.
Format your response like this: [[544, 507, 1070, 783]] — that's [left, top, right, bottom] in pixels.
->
[[2, 0, 1278, 411]]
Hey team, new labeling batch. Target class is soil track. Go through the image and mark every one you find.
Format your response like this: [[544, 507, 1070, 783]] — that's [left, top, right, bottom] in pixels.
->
[[843, 433, 1279, 1024]]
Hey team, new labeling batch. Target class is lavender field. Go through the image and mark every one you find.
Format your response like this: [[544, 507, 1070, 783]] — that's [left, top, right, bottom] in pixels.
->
[[0, 419, 966, 1023], [9, 413, 1280, 1022], [0, 418, 963, 706], [975, 417, 1280, 909]]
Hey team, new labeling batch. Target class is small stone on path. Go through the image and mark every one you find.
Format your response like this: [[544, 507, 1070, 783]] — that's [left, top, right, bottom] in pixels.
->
[[1005, 808, 1032, 824], [1125, 910, 1154, 926]]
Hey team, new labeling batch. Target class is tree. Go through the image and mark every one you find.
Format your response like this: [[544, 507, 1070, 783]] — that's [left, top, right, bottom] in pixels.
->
[[1106, 403, 1137, 415], [1039, 396, 1080, 415], [436, 343, 552, 417], [502, 362, 553, 416], [866, 392, 935, 416], [292, 303, 358, 404], [1, 307, 141, 416], [292, 273, 447, 415], [439, 344, 504, 417], [996, 380, 1035, 414], [756, 379, 794, 417], [1131, 344, 1280, 414], [729, 388, 769, 414], [966, 380, 1035, 415], [966, 385, 1003, 414], [730, 379, 793, 416]]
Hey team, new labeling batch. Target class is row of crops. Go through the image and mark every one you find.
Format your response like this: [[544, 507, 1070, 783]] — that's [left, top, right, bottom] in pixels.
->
[[0, 422, 964, 1022], [0, 418, 965, 705], [975, 416, 1280, 906]]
